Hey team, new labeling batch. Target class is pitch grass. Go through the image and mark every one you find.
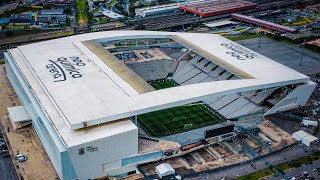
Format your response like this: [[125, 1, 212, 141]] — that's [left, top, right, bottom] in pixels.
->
[[138, 79, 224, 137], [149, 79, 178, 90]]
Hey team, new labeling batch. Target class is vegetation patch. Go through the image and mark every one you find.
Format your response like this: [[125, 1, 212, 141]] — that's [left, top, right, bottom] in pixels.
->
[[76, 0, 89, 25], [237, 151, 320, 180]]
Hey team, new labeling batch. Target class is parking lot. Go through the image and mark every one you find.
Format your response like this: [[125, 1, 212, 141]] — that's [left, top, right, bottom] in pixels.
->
[[0, 132, 17, 180], [237, 37, 320, 75], [266, 159, 320, 180]]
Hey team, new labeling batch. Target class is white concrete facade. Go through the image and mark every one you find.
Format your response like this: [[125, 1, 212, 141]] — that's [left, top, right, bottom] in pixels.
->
[[5, 31, 315, 179]]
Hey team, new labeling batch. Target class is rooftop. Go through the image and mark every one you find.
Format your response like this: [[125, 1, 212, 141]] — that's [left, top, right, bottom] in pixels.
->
[[6, 31, 310, 145], [102, 10, 124, 19], [39, 9, 64, 15], [179, 0, 257, 17], [204, 20, 237, 28], [231, 13, 297, 33]]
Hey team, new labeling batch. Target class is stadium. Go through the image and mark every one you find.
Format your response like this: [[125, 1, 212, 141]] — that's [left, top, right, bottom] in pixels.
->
[[4, 31, 315, 179]]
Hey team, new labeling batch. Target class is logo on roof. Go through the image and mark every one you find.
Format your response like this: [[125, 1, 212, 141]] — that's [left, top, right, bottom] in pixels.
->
[[221, 43, 258, 60], [45, 56, 86, 82]]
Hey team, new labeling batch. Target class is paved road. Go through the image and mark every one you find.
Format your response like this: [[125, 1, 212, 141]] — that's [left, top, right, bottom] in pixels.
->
[[186, 145, 315, 180], [0, 133, 18, 180], [267, 159, 320, 180], [0, 1, 18, 13]]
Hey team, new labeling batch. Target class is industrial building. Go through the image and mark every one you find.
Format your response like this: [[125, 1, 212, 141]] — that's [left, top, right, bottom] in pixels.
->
[[4, 31, 315, 179], [9, 14, 33, 25], [231, 13, 297, 33], [135, 0, 256, 17], [133, 0, 258, 30], [135, 0, 207, 17], [179, 0, 257, 17]]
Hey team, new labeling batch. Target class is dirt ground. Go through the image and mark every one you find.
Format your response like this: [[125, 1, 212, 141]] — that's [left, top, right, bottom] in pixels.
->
[[258, 118, 296, 150], [0, 65, 59, 180]]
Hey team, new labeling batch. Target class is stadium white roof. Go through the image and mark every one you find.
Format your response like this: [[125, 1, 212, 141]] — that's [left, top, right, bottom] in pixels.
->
[[7, 31, 310, 141]]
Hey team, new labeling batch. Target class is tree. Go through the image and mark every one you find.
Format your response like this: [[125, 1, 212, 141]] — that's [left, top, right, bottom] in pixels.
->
[[5, 30, 14, 37], [64, 7, 71, 15]]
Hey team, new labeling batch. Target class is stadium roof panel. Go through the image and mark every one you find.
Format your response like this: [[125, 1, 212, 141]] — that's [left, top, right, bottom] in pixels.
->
[[7, 31, 309, 133]]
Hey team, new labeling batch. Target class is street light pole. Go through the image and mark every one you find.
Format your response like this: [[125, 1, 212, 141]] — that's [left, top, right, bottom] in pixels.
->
[[299, 48, 304, 66]]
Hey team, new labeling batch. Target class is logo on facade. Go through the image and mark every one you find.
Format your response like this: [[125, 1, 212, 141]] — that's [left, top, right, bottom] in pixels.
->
[[78, 148, 85, 155], [78, 146, 98, 156], [45, 56, 86, 82], [221, 43, 258, 60]]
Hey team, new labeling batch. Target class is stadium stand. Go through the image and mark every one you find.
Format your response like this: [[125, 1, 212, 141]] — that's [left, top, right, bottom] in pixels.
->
[[127, 60, 178, 81], [250, 89, 275, 104], [189, 55, 203, 64], [218, 97, 261, 118], [109, 45, 268, 121], [175, 67, 202, 84], [207, 94, 240, 110], [174, 60, 188, 72], [234, 113, 263, 128], [209, 67, 225, 78], [218, 71, 233, 80], [182, 73, 209, 85], [202, 63, 217, 73], [229, 102, 262, 118]]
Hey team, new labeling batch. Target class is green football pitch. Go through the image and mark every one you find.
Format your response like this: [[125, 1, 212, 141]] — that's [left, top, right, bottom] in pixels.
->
[[138, 79, 225, 137]]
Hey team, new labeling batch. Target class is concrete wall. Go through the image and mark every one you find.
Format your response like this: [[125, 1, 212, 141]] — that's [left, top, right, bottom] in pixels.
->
[[5, 53, 77, 180], [265, 81, 316, 115], [67, 128, 138, 179]]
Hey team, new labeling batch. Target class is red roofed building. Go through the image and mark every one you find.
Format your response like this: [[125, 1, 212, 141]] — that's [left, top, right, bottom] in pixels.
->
[[179, 0, 257, 18]]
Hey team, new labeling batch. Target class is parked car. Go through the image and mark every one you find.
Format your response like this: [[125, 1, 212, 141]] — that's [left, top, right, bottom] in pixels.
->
[[0, 149, 8, 154], [2, 153, 10, 158], [0, 141, 5, 147], [16, 154, 27, 162]]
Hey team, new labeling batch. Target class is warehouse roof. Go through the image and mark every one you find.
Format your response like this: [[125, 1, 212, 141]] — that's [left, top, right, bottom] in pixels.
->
[[179, 0, 256, 17], [7, 31, 310, 133], [230, 13, 297, 33]]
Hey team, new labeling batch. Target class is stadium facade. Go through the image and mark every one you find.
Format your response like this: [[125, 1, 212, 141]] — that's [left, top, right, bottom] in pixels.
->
[[4, 31, 315, 179]]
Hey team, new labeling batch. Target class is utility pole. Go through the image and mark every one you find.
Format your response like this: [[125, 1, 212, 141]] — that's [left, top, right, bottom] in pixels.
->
[[299, 48, 304, 66], [258, 36, 262, 48]]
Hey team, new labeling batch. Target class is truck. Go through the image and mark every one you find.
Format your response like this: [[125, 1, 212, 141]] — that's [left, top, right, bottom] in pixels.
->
[[301, 117, 318, 127]]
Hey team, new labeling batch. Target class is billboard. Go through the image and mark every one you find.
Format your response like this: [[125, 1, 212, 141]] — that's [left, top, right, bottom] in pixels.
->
[[204, 125, 234, 139]]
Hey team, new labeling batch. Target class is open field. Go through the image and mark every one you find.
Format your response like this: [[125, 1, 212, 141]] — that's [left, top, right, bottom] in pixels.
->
[[138, 79, 224, 137], [76, 0, 88, 25]]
